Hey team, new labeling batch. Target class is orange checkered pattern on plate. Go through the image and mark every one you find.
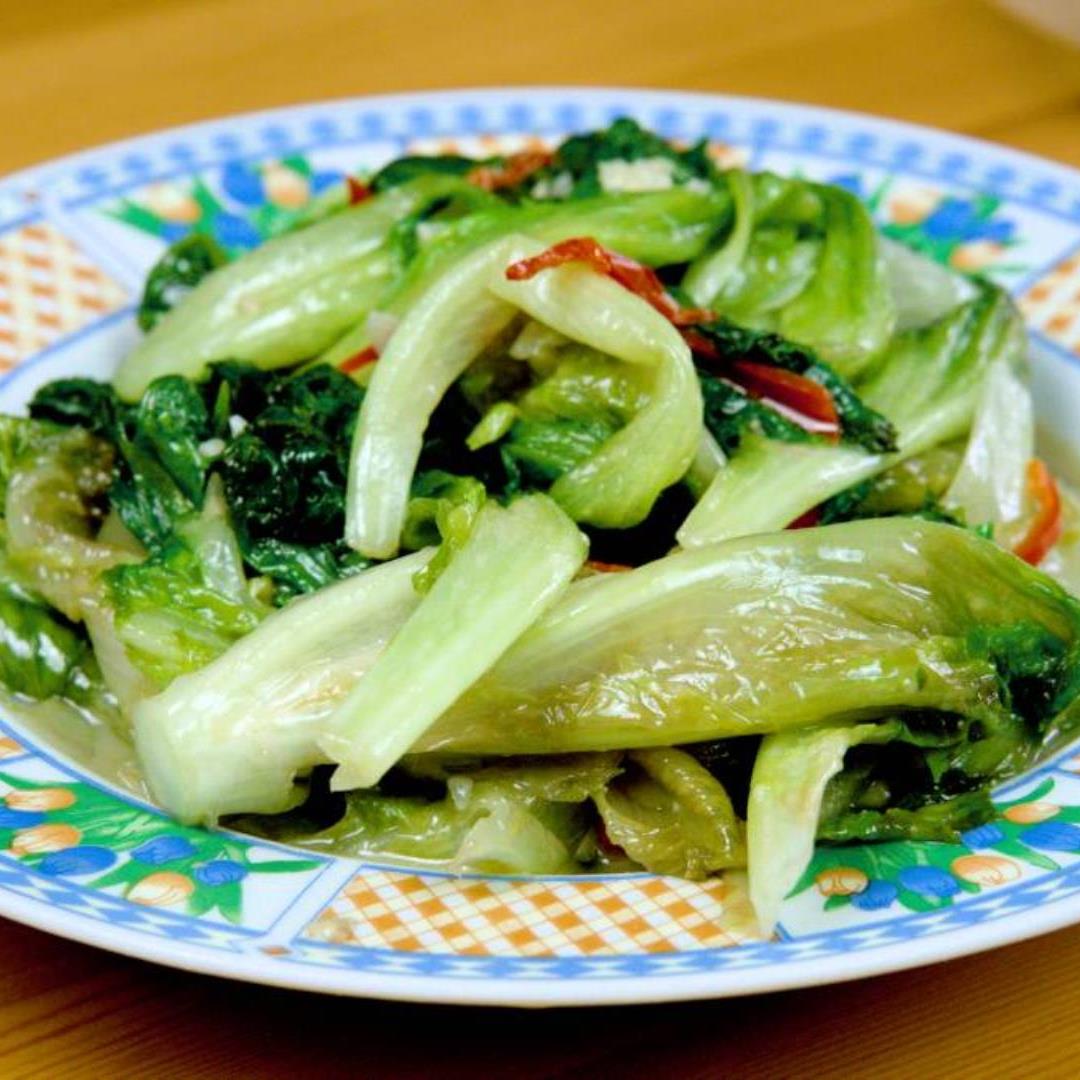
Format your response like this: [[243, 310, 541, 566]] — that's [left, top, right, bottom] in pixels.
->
[[1020, 250, 1080, 355], [304, 869, 761, 957], [0, 222, 127, 368]]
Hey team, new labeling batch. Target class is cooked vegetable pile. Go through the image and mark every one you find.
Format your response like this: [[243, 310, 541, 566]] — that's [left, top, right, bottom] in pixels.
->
[[8, 119, 1080, 933]]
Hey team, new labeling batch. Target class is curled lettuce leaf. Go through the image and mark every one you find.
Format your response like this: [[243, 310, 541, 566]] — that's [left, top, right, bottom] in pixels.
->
[[104, 478, 267, 690], [944, 358, 1034, 533], [679, 285, 1024, 547], [251, 754, 621, 874], [416, 519, 1080, 755], [0, 419, 136, 620], [344, 236, 524, 558], [595, 748, 744, 878], [747, 723, 896, 933], [490, 258, 701, 529], [777, 185, 895, 378], [319, 187, 728, 370], [881, 236, 974, 330], [346, 233, 702, 557], [685, 176, 895, 379]]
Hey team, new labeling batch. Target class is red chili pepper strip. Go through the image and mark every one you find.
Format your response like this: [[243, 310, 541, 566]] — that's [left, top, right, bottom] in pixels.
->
[[468, 150, 554, 192], [680, 329, 721, 360], [682, 332, 841, 437], [728, 360, 841, 436], [505, 237, 714, 326], [585, 559, 633, 573], [1013, 459, 1062, 566], [338, 345, 379, 374], [787, 508, 821, 529], [347, 177, 373, 205]]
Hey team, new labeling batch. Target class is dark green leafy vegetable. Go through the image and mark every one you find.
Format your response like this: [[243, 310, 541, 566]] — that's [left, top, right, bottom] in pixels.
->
[[689, 319, 898, 453], [217, 363, 363, 547], [242, 538, 369, 603], [500, 416, 616, 489], [27, 378, 121, 436], [698, 374, 811, 456], [0, 579, 98, 704], [369, 118, 720, 202], [537, 117, 718, 199], [30, 376, 203, 551], [370, 155, 478, 194], [133, 376, 211, 503], [31, 363, 367, 600]]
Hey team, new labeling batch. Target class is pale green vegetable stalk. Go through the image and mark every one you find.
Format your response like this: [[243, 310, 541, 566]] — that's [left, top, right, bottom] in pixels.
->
[[416, 518, 1080, 755], [881, 237, 974, 329], [747, 723, 896, 934], [319, 187, 729, 369], [344, 235, 525, 558], [685, 430, 726, 498], [490, 260, 701, 528], [679, 285, 1025, 547], [944, 358, 1034, 531], [113, 176, 475, 399], [682, 169, 754, 306], [321, 494, 587, 790], [81, 595, 155, 717], [133, 550, 433, 825]]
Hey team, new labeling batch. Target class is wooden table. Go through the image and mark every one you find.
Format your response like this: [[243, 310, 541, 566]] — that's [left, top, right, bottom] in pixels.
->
[[2, 1, 1080, 1075]]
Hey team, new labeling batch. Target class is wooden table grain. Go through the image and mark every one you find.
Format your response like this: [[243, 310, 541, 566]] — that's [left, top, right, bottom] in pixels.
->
[[2, 1, 1079, 1075]]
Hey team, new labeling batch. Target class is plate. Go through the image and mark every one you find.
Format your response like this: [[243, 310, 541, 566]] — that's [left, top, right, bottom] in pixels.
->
[[2, 87, 1080, 1007]]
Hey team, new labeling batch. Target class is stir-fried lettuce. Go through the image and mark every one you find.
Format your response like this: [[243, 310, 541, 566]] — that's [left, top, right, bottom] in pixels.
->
[[134, 550, 433, 824], [3, 118, 1078, 940], [595, 748, 744, 878], [417, 520, 1080, 755], [748, 723, 896, 933], [322, 494, 587, 790], [679, 284, 1024, 547]]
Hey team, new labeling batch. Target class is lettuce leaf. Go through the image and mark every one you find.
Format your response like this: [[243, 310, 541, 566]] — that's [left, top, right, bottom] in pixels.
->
[[104, 478, 267, 689], [748, 722, 897, 932], [134, 550, 434, 824], [238, 753, 622, 874], [114, 175, 482, 398], [679, 284, 1024, 547], [416, 519, 1080, 755], [322, 494, 587, 789], [595, 748, 744, 878]]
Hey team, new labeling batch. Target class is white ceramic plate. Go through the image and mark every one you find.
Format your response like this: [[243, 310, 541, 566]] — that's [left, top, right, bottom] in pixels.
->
[[2, 88, 1080, 1006]]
